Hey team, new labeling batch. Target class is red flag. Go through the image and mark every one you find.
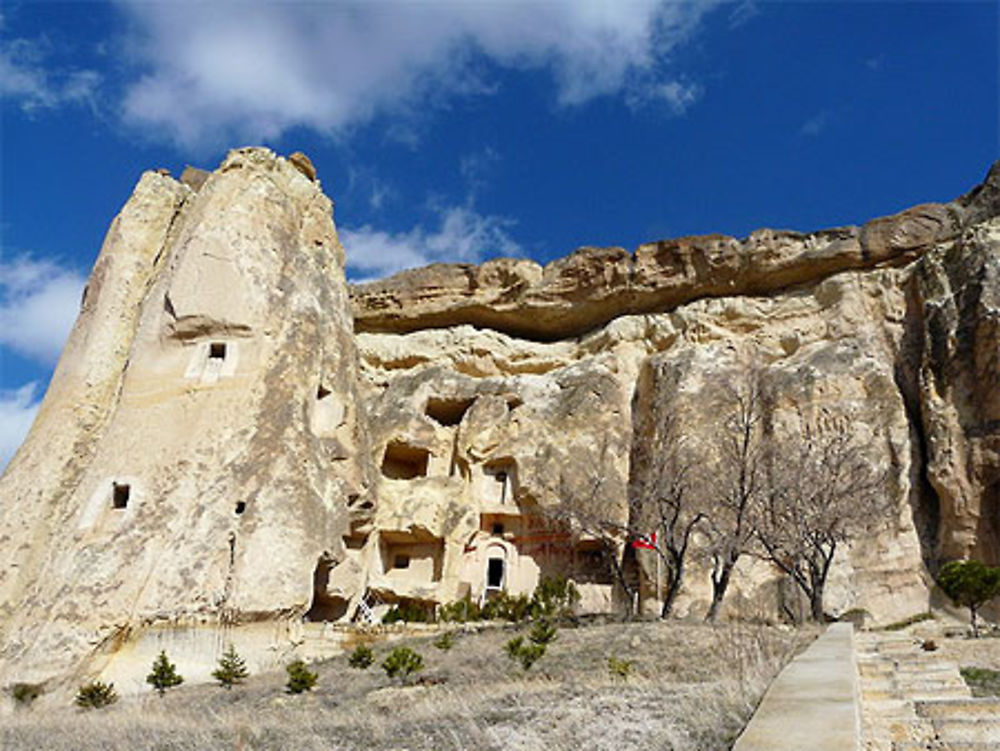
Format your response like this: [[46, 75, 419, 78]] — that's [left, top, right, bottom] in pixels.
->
[[632, 531, 657, 550]]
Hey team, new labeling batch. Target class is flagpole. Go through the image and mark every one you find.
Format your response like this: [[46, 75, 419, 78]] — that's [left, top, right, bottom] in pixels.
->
[[656, 541, 661, 606]]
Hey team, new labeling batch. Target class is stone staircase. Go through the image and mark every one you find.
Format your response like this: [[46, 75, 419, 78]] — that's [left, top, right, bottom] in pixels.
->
[[856, 632, 1000, 750]]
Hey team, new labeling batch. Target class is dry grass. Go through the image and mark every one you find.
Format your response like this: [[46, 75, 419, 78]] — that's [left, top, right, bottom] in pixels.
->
[[1, 619, 814, 751]]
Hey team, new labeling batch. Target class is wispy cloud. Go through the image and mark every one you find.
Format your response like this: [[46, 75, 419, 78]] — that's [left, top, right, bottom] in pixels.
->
[[628, 79, 703, 114], [728, 1, 760, 30], [0, 21, 100, 112], [799, 110, 830, 137], [115, 1, 721, 151], [342, 205, 522, 282], [0, 382, 40, 468], [0, 254, 85, 363]]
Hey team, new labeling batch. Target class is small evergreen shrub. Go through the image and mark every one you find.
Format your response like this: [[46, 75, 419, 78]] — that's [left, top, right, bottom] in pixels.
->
[[530, 576, 580, 619], [11, 683, 42, 705], [212, 644, 249, 689], [482, 592, 532, 622], [439, 594, 482, 623], [348, 644, 375, 669], [608, 656, 633, 680], [285, 659, 318, 694], [146, 651, 184, 696], [528, 618, 558, 646], [382, 600, 434, 624], [505, 635, 546, 670], [75, 680, 119, 709], [381, 646, 424, 681], [433, 631, 456, 651]]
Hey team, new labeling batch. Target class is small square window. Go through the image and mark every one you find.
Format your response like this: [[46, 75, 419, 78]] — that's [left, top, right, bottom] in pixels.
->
[[112, 483, 130, 509], [209, 342, 226, 360], [235, 501, 246, 515], [492, 523, 504, 535], [393, 554, 410, 569]]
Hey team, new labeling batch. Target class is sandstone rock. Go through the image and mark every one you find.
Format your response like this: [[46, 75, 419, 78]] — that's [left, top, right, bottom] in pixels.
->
[[1, 153, 998, 701], [0, 147, 372, 693], [351, 179, 990, 341], [288, 151, 317, 181]]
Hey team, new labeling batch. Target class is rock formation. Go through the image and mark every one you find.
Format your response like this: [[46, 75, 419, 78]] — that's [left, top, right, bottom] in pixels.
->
[[1, 148, 998, 702]]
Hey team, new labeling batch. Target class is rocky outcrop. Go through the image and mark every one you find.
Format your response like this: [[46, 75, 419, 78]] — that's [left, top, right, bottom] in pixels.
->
[[0, 148, 373, 690], [913, 217, 1000, 564], [351, 163, 1000, 341], [1, 152, 998, 701]]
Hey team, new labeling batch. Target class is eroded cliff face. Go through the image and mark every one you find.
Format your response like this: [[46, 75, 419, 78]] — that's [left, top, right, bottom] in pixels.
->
[[352, 161, 1000, 624], [1, 152, 998, 699], [0, 148, 373, 690]]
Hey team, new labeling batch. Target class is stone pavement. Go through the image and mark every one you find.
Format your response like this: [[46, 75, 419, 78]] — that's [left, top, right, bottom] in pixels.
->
[[856, 632, 1000, 750]]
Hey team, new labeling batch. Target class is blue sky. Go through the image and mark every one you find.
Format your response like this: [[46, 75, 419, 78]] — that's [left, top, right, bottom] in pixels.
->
[[1, 0, 997, 465]]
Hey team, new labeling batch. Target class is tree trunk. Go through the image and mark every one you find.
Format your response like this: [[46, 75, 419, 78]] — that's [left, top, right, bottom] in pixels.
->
[[661, 562, 683, 618], [971, 605, 980, 638], [809, 581, 825, 622], [706, 562, 733, 622]]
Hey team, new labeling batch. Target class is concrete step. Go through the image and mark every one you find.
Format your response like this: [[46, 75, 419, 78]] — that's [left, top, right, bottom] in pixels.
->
[[916, 698, 1000, 720], [931, 719, 1000, 743], [906, 686, 974, 702]]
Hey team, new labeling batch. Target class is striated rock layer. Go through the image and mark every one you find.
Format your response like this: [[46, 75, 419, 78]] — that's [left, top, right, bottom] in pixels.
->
[[1, 150, 999, 701]]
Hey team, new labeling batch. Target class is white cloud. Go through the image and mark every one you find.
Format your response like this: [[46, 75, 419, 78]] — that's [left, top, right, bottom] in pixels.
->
[[628, 79, 703, 114], [800, 110, 830, 137], [0, 32, 100, 112], [342, 205, 522, 282], [0, 382, 40, 468], [0, 255, 86, 364], [116, 0, 719, 150]]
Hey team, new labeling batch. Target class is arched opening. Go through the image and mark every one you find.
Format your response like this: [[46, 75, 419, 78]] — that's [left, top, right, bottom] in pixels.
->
[[304, 555, 348, 622]]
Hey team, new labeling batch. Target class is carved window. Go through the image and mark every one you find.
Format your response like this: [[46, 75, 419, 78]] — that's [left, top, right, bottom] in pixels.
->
[[112, 483, 130, 509], [209, 342, 227, 360]]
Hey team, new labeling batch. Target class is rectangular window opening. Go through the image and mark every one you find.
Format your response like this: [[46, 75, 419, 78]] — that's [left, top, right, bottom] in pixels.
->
[[209, 342, 227, 360], [112, 483, 130, 509], [393, 554, 410, 569]]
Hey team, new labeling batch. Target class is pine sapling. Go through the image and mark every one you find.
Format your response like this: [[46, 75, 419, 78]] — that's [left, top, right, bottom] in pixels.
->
[[285, 659, 318, 694], [146, 650, 184, 696], [212, 644, 249, 689]]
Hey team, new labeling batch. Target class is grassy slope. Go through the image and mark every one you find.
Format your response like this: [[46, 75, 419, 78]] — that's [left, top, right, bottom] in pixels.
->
[[1, 620, 814, 751]]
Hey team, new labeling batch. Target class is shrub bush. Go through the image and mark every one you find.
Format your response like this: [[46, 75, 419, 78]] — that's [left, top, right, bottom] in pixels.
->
[[382, 600, 435, 624], [285, 659, 318, 694], [530, 576, 580, 619], [146, 651, 184, 696], [212, 644, 249, 689], [505, 636, 546, 670], [381, 646, 424, 681], [348, 644, 375, 669], [433, 631, 456, 651], [11, 683, 42, 705], [439, 594, 482, 623], [482, 592, 533, 622], [528, 618, 558, 646], [608, 656, 633, 680], [75, 680, 119, 709]]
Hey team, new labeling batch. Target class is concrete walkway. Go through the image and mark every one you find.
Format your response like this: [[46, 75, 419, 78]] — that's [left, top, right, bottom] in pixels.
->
[[734, 622, 860, 751]]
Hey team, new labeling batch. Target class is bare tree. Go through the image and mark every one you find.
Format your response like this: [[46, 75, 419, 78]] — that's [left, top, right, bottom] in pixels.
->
[[630, 408, 704, 618], [701, 363, 769, 622], [546, 439, 639, 619], [755, 427, 888, 622]]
